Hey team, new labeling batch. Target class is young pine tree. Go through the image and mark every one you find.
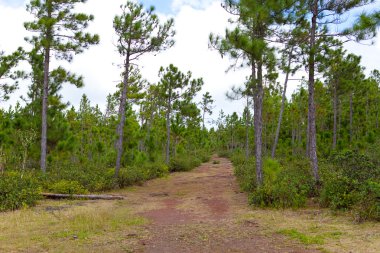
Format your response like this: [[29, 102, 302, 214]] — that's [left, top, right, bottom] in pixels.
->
[[113, 1, 175, 177], [157, 64, 203, 165], [24, 0, 99, 173]]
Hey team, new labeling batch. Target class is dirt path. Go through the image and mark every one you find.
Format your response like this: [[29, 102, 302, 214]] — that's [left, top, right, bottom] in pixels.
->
[[123, 156, 319, 253]]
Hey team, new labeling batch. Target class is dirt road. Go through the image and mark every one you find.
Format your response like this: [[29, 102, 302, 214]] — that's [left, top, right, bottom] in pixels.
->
[[125, 156, 319, 252]]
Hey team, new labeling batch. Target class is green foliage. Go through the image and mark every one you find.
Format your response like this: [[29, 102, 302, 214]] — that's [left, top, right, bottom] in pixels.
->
[[320, 150, 380, 221], [249, 159, 315, 208], [352, 181, 380, 222], [231, 152, 256, 192], [115, 163, 168, 188], [48, 180, 88, 195], [0, 172, 41, 212], [169, 155, 201, 172]]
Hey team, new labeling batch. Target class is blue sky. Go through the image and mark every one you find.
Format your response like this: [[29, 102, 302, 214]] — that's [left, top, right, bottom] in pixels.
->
[[140, 0, 172, 13]]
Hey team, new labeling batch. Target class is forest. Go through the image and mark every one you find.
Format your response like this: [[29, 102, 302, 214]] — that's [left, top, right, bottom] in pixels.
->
[[0, 0, 380, 231]]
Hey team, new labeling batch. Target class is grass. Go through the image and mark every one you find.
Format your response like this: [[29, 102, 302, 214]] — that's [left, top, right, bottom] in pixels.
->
[[238, 207, 380, 253], [278, 229, 325, 245], [0, 199, 148, 252]]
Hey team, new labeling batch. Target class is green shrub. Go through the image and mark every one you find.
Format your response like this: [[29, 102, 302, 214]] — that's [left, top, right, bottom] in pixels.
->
[[320, 150, 380, 221], [117, 167, 146, 188], [169, 156, 201, 172], [234, 157, 256, 192], [0, 172, 41, 212], [217, 150, 231, 158], [143, 162, 169, 180], [249, 159, 315, 208], [115, 163, 168, 188], [48, 180, 88, 194], [352, 181, 380, 222], [329, 150, 379, 182], [197, 151, 211, 163], [230, 152, 246, 167]]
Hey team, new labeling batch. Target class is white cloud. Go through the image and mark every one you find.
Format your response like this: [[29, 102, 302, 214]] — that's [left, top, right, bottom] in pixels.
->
[[171, 0, 215, 12]]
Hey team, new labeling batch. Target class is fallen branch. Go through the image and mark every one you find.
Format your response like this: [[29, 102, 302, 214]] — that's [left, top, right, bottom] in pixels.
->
[[42, 193, 125, 200]]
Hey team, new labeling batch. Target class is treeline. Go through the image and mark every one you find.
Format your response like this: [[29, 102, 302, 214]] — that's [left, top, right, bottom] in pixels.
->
[[209, 0, 380, 221], [0, 1, 212, 211]]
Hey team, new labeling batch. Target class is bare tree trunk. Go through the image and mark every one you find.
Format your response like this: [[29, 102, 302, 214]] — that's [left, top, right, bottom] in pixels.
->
[[350, 92, 353, 142], [291, 123, 295, 155], [202, 110, 206, 130], [40, 39, 51, 174], [255, 60, 264, 186], [245, 96, 250, 160], [308, 0, 319, 182], [272, 50, 292, 158], [115, 53, 130, 177], [376, 97, 379, 129], [165, 96, 171, 165], [332, 83, 338, 150], [306, 108, 310, 158]]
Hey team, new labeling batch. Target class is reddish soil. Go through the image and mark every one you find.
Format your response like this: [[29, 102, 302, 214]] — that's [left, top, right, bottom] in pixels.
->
[[123, 156, 320, 253]]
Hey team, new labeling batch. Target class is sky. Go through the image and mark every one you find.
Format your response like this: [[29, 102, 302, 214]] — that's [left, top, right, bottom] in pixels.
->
[[1, 0, 380, 126]]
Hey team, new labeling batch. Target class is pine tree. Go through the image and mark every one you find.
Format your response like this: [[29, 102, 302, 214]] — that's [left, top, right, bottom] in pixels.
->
[[113, 1, 175, 177], [295, 0, 379, 182], [157, 64, 203, 164], [0, 48, 25, 102], [24, 0, 99, 173], [210, 0, 291, 185], [200, 92, 214, 130]]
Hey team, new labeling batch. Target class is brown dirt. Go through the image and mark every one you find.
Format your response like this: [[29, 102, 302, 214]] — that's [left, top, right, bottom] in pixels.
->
[[120, 156, 320, 253]]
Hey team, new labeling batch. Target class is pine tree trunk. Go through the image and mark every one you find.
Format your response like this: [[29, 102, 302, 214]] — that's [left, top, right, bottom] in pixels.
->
[[115, 54, 130, 177], [255, 61, 264, 186], [40, 39, 51, 173], [376, 98, 379, 129], [245, 96, 250, 160], [308, 0, 319, 182], [332, 83, 338, 150], [350, 92, 353, 142], [165, 96, 171, 165], [202, 110, 205, 130], [272, 51, 292, 158]]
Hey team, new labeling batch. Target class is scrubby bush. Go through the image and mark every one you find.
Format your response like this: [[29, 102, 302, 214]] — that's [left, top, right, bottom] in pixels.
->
[[249, 159, 315, 208], [197, 151, 211, 163], [217, 150, 231, 158], [169, 155, 201, 172], [352, 181, 380, 222], [230, 152, 246, 167], [117, 166, 146, 188], [143, 162, 169, 180], [320, 150, 380, 221], [0, 172, 41, 212], [234, 157, 256, 192], [48, 180, 88, 195]]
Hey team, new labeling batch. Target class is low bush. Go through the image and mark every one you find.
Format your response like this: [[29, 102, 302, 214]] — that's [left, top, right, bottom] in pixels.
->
[[352, 181, 380, 222], [234, 157, 256, 192], [0, 172, 41, 212], [217, 150, 231, 158], [143, 162, 169, 180], [320, 150, 380, 221], [197, 151, 211, 163], [169, 155, 201, 172], [48, 180, 88, 195], [249, 159, 315, 208], [117, 167, 146, 188], [230, 152, 246, 167]]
